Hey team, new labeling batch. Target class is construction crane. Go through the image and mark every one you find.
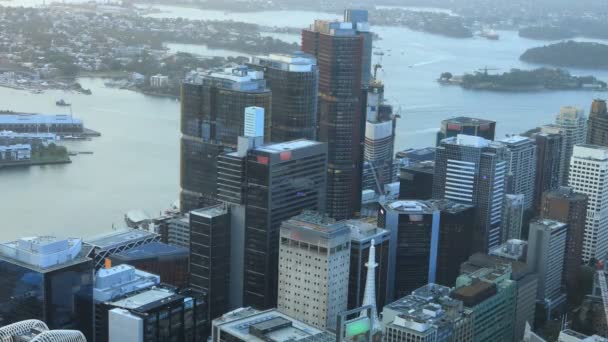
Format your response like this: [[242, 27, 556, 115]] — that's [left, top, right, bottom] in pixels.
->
[[478, 66, 499, 75], [597, 262, 608, 332]]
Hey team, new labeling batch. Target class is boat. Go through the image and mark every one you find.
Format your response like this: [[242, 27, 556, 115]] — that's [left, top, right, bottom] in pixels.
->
[[479, 29, 499, 40], [56, 99, 70, 106]]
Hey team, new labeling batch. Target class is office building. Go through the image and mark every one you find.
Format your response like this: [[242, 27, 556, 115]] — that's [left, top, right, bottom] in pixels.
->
[[0, 237, 94, 339], [541, 187, 587, 297], [302, 19, 365, 220], [248, 53, 318, 141], [378, 200, 475, 298], [464, 240, 537, 342], [344, 9, 372, 87], [212, 308, 335, 342], [542, 106, 587, 186], [568, 144, 608, 262], [533, 132, 562, 212], [528, 219, 568, 317], [452, 265, 516, 342], [399, 161, 434, 200], [502, 194, 524, 241], [436, 117, 496, 145], [433, 134, 507, 252], [180, 66, 271, 211], [277, 212, 350, 330], [499, 135, 536, 210], [347, 219, 391, 311], [190, 204, 231, 321], [85, 228, 160, 269], [109, 241, 189, 288], [106, 286, 208, 342], [167, 214, 190, 248], [587, 99, 608, 146], [93, 265, 161, 342], [381, 284, 474, 342], [0, 320, 86, 342]]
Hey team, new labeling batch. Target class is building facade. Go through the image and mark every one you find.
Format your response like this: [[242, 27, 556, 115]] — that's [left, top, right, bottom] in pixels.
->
[[302, 20, 364, 220], [248, 53, 318, 142], [436, 117, 496, 145], [277, 212, 351, 330], [499, 135, 536, 210], [502, 194, 524, 241], [180, 66, 272, 211], [587, 99, 608, 146], [433, 135, 507, 252], [568, 144, 608, 262], [533, 132, 562, 212], [399, 161, 435, 200]]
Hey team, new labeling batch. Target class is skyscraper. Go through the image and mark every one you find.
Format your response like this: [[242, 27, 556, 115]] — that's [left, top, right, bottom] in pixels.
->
[[433, 134, 507, 252], [399, 161, 435, 200], [0, 237, 94, 340], [542, 106, 587, 186], [277, 212, 351, 330], [527, 219, 568, 317], [587, 99, 608, 146], [302, 19, 364, 220], [541, 187, 587, 299], [499, 135, 536, 210], [180, 66, 271, 211], [436, 117, 496, 145], [533, 132, 562, 212], [190, 204, 231, 321], [344, 9, 372, 87], [248, 53, 318, 141], [502, 194, 524, 241], [568, 144, 608, 262]]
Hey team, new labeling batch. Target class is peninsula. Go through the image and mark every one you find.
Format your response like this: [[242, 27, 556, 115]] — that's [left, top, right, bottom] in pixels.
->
[[520, 41, 608, 69]]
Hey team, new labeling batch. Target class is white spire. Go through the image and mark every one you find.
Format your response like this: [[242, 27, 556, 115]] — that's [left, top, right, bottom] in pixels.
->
[[360, 239, 381, 332]]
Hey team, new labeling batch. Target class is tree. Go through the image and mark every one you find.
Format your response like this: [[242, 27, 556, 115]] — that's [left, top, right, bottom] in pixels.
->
[[440, 72, 453, 81]]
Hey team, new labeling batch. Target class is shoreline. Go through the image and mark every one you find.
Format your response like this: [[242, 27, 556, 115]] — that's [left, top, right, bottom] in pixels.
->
[[0, 158, 72, 169]]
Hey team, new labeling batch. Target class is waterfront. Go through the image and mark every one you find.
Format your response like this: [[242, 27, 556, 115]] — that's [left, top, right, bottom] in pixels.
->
[[1, 3, 608, 240]]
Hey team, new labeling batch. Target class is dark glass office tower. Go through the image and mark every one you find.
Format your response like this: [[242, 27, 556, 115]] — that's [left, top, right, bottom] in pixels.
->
[[436, 117, 496, 145], [344, 9, 372, 88], [248, 53, 318, 142], [533, 132, 562, 212], [180, 66, 271, 212], [399, 161, 434, 200], [302, 20, 364, 220], [190, 205, 231, 321], [587, 99, 608, 146], [0, 237, 94, 340], [433, 135, 507, 252], [541, 187, 588, 302]]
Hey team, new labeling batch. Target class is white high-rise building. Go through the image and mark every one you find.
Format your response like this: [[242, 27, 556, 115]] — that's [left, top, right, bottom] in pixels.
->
[[277, 212, 351, 330], [499, 136, 537, 210], [568, 144, 608, 262], [542, 107, 587, 186]]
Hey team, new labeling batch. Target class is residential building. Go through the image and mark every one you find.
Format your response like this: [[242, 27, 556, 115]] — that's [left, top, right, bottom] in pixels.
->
[[277, 212, 351, 330], [452, 265, 516, 342], [0, 237, 94, 340], [436, 117, 496, 145], [399, 161, 434, 200], [463, 240, 538, 342], [541, 187, 588, 298], [587, 99, 608, 146], [533, 131, 562, 212], [211, 308, 335, 342], [502, 194, 524, 241], [433, 134, 507, 252], [568, 144, 608, 262], [180, 66, 271, 211], [248, 52, 318, 141], [302, 19, 364, 220], [542, 106, 587, 186], [0, 320, 86, 342], [527, 219, 568, 317], [378, 200, 475, 298], [108, 241, 189, 288], [190, 204, 231, 321], [381, 284, 474, 342], [347, 219, 391, 311], [499, 135, 536, 210], [106, 286, 208, 342]]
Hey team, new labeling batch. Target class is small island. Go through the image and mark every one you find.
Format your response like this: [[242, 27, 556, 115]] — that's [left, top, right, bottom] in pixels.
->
[[520, 41, 608, 69], [439, 68, 607, 91]]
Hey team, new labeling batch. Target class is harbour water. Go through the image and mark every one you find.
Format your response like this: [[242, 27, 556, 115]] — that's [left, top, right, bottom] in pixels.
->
[[1, 2, 607, 239]]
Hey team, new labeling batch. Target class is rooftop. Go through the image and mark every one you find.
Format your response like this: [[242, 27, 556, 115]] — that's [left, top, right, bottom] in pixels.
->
[[94, 264, 160, 302], [86, 228, 158, 250], [384, 200, 435, 214], [499, 135, 531, 145], [489, 239, 528, 261], [254, 139, 322, 154], [110, 242, 188, 261], [0, 236, 91, 272], [442, 116, 495, 125], [346, 218, 389, 242], [110, 287, 177, 310], [250, 52, 316, 73], [531, 219, 568, 231], [544, 187, 587, 201], [191, 204, 228, 219], [0, 113, 82, 125]]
